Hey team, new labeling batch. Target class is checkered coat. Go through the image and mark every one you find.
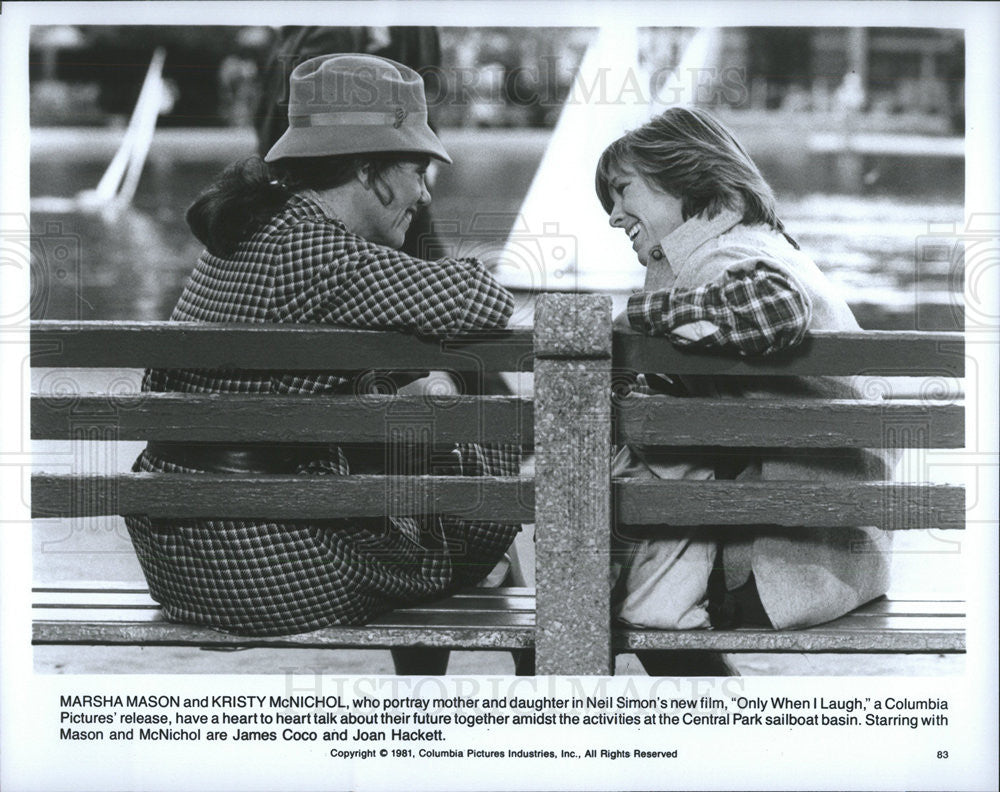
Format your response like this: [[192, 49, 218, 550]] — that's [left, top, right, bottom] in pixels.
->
[[124, 192, 521, 635]]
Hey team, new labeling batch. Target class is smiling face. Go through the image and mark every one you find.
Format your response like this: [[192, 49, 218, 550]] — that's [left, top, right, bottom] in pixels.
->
[[356, 159, 431, 249], [605, 162, 685, 266]]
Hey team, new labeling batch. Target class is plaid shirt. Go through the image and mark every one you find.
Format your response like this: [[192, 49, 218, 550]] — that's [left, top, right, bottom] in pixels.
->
[[126, 192, 521, 635], [625, 262, 811, 356]]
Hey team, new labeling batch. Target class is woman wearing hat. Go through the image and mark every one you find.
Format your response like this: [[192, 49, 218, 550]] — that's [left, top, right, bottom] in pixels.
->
[[124, 54, 523, 674]]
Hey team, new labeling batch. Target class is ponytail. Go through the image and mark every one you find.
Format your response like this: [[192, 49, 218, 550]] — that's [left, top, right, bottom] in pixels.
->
[[186, 153, 420, 257], [185, 157, 290, 257]]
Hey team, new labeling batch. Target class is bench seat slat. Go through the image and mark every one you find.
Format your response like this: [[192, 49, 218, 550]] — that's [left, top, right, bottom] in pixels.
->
[[32, 394, 534, 444], [618, 620, 965, 653], [33, 586, 963, 654], [32, 614, 963, 653], [34, 585, 534, 649], [847, 599, 965, 617], [33, 589, 536, 612], [791, 614, 963, 631], [32, 583, 532, 596], [32, 621, 536, 650], [618, 397, 964, 448], [33, 608, 536, 629], [618, 480, 964, 530], [31, 473, 535, 521], [32, 587, 959, 618], [32, 585, 537, 649]]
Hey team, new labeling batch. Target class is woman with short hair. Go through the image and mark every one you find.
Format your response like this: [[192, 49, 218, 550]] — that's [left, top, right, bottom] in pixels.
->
[[596, 106, 895, 675]]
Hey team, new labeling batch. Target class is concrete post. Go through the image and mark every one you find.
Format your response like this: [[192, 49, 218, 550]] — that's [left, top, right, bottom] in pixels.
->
[[533, 294, 613, 675]]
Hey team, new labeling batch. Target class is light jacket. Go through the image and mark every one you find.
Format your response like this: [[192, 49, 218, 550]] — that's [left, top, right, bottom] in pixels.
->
[[641, 208, 895, 629]]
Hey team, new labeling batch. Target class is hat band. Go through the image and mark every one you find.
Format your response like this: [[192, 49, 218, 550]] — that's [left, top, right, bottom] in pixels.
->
[[290, 108, 427, 129]]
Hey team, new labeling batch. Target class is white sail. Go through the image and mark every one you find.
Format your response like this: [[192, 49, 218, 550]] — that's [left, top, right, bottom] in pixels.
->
[[31, 48, 166, 220], [498, 27, 722, 294], [496, 27, 652, 293]]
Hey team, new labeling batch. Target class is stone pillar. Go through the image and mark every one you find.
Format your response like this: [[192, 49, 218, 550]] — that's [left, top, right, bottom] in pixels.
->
[[533, 294, 613, 675]]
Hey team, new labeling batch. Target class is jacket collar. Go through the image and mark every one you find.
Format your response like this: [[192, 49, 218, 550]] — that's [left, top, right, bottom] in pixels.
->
[[285, 190, 348, 229], [658, 206, 743, 274]]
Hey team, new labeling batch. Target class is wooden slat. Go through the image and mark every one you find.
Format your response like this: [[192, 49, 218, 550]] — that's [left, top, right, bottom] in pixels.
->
[[34, 582, 152, 593], [35, 587, 955, 617], [32, 587, 536, 649], [31, 321, 534, 372], [34, 608, 535, 629], [617, 397, 964, 448], [33, 586, 536, 612], [616, 480, 964, 530], [850, 301, 963, 332], [32, 324, 966, 376], [34, 595, 160, 609], [617, 617, 965, 653], [32, 582, 532, 597], [31, 473, 534, 520], [32, 394, 534, 443], [32, 475, 963, 528], [361, 610, 534, 628], [615, 329, 964, 376], [850, 599, 965, 617], [31, 587, 962, 653], [32, 620, 535, 649]]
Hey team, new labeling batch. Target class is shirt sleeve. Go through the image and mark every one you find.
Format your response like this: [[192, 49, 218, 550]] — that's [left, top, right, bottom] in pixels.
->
[[626, 262, 812, 356]]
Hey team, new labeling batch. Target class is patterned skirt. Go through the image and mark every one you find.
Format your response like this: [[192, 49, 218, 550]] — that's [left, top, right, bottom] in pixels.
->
[[124, 444, 521, 635]]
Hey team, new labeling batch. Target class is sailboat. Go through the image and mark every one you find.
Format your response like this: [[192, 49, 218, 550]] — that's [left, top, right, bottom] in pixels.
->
[[31, 47, 167, 222]]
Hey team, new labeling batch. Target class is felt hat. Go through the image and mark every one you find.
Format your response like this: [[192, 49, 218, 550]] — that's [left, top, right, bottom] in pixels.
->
[[265, 53, 451, 164]]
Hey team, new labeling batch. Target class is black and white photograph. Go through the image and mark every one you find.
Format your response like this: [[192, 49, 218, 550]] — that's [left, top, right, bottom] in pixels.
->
[[2, 2, 997, 790]]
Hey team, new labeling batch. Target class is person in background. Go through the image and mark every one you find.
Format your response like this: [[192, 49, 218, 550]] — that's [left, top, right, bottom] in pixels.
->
[[125, 54, 527, 675], [595, 106, 896, 676]]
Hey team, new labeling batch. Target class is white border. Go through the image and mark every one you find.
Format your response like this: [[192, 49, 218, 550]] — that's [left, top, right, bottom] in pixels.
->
[[3, 3, 997, 791]]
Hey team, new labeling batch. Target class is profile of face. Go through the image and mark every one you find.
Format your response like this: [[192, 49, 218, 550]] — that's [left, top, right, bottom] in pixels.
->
[[605, 162, 685, 266], [356, 159, 431, 249]]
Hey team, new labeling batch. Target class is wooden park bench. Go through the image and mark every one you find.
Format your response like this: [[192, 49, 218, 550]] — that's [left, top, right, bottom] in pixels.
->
[[30, 294, 965, 674], [30, 320, 537, 660]]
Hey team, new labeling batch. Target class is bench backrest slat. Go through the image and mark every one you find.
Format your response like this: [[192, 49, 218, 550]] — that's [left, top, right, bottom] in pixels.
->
[[31, 473, 534, 522], [31, 321, 534, 372], [616, 329, 965, 376], [32, 474, 961, 531], [32, 394, 533, 444], [617, 397, 964, 448], [616, 480, 964, 531]]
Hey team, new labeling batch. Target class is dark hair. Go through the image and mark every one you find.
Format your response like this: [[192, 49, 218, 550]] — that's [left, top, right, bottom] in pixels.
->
[[595, 106, 784, 233], [186, 153, 425, 257]]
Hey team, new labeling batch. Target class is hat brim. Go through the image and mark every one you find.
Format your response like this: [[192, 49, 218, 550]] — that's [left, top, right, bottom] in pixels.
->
[[265, 123, 452, 164]]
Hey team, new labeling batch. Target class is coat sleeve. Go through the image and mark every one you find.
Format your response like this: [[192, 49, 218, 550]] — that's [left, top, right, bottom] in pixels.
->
[[275, 220, 514, 332], [626, 261, 812, 356]]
